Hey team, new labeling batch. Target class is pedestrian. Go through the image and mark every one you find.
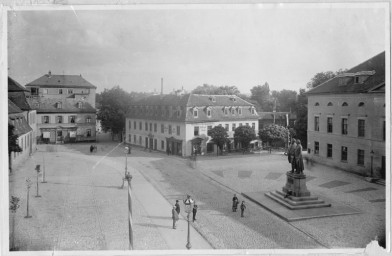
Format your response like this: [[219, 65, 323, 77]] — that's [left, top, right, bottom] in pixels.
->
[[232, 194, 239, 212], [175, 200, 180, 215], [172, 206, 179, 229], [240, 201, 246, 217], [90, 145, 93, 153], [192, 204, 198, 222]]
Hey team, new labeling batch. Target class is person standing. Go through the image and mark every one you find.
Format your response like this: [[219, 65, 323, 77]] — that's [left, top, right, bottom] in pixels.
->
[[288, 139, 297, 172], [232, 194, 239, 212], [192, 204, 198, 222], [175, 200, 180, 215], [172, 206, 179, 229], [295, 139, 304, 174], [240, 201, 246, 217]]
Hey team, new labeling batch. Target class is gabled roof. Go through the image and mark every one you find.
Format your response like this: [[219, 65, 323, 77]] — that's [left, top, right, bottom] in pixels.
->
[[307, 51, 385, 95], [8, 99, 23, 114], [25, 73, 97, 89], [8, 77, 29, 92], [8, 92, 32, 111], [27, 98, 96, 114], [8, 100, 32, 135]]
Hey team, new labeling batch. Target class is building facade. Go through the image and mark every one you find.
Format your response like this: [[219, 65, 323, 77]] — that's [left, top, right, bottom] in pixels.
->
[[25, 72, 97, 143], [307, 52, 385, 178], [125, 94, 259, 156]]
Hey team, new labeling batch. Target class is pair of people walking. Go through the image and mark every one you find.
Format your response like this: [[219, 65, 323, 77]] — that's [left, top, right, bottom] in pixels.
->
[[172, 197, 198, 229], [232, 194, 246, 217]]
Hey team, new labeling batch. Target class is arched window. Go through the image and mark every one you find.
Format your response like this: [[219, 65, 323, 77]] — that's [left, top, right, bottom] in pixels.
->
[[358, 102, 365, 107], [315, 102, 320, 106], [327, 102, 333, 106], [342, 102, 348, 107]]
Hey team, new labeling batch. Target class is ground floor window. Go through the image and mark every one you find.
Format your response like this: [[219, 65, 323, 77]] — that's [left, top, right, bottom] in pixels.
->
[[161, 140, 164, 150], [341, 146, 348, 162], [327, 144, 332, 158], [129, 134, 131, 143], [134, 135, 136, 143], [314, 141, 319, 155], [357, 149, 365, 166], [57, 130, 62, 137], [207, 143, 214, 153], [139, 136, 142, 145], [86, 129, 91, 137]]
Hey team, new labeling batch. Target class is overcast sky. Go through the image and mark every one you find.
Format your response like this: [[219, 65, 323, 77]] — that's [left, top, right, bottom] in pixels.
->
[[7, 4, 387, 94]]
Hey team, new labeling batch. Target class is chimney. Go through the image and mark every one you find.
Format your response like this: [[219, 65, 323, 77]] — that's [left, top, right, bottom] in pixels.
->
[[48, 70, 52, 77], [161, 78, 163, 95]]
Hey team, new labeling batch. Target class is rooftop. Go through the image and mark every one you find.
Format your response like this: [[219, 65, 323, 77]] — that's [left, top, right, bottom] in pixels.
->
[[27, 98, 96, 114], [25, 72, 97, 89]]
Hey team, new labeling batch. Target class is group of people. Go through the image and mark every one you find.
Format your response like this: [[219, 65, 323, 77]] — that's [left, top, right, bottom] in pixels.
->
[[232, 194, 246, 217], [171, 195, 198, 229], [89, 144, 97, 153], [287, 139, 304, 174]]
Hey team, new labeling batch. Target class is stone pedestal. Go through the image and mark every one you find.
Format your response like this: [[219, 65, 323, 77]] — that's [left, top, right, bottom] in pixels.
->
[[282, 171, 310, 197], [265, 171, 331, 210]]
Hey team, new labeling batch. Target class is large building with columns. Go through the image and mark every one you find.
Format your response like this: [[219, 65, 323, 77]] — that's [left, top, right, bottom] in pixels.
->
[[306, 51, 386, 178], [125, 94, 260, 156]]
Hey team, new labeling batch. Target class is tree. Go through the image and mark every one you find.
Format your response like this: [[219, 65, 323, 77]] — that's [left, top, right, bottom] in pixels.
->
[[97, 86, 132, 141], [234, 126, 257, 151], [208, 126, 229, 156], [306, 69, 348, 89], [9, 196, 20, 250], [8, 124, 22, 173], [293, 88, 307, 148], [258, 124, 289, 148], [271, 89, 297, 112], [250, 82, 274, 111], [191, 84, 241, 95]]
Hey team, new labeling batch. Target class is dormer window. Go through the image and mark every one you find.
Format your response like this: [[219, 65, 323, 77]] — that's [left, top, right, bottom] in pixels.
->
[[209, 96, 216, 102], [231, 107, 235, 115], [327, 102, 333, 106], [230, 97, 237, 102], [56, 102, 62, 109], [77, 102, 83, 108], [251, 107, 256, 115], [193, 108, 198, 118], [59, 89, 63, 94], [68, 89, 73, 94], [224, 107, 228, 115], [238, 107, 242, 115], [358, 102, 365, 107], [206, 107, 212, 118]]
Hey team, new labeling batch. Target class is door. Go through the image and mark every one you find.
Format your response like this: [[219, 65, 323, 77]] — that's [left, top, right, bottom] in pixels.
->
[[381, 156, 385, 179], [154, 139, 157, 150], [145, 137, 148, 148]]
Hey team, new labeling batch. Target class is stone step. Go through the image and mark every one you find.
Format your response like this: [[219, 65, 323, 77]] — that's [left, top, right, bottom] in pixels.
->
[[275, 190, 319, 201], [271, 191, 325, 206], [265, 192, 332, 210]]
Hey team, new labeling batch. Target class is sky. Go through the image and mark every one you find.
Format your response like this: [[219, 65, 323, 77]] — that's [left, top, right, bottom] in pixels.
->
[[7, 4, 387, 95]]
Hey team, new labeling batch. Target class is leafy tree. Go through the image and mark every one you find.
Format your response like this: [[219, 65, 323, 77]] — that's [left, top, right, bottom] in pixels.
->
[[192, 84, 240, 95], [8, 124, 22, 173], [250, 82, 274, 111], [208, 126, 229, 156], [293, 88, 308, 148], [258, 124, 289, 148], [306, 69, 348, 89], [234, 126, 257, 151], [97, 86, 132, 141], [9, 196, 20, 250], [271, 89, 297, 112]]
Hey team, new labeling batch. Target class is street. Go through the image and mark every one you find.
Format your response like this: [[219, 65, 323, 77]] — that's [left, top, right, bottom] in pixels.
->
[[8, 137, 385, 250]]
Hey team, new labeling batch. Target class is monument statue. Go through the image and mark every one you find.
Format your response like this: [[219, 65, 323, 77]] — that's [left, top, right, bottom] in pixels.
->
[[294, 139, 304, 174], [287, 139, 297, 173]]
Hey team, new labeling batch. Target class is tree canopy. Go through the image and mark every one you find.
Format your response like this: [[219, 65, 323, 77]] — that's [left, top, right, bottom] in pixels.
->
[[8, 124, 22, 172], [234, 126, 257, 150], [208, 126, 229, 155], [293, 88, 307, 147], [97, 86, 132, 140], [271, 89, 297, 112], [250, 82, 274, 111], [258, 124, 289, 147], [191, 84, 240, 95], [306, 69, 348, 89]]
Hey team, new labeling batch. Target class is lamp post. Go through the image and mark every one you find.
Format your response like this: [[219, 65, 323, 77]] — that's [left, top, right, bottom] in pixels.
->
[[35, 165, 41, 198], [183, 195, 194, 250], [25, 178, 32, 218], [125, 172, 133, 250], [370, 150, 374, 177], [121, 146, 129, 189]]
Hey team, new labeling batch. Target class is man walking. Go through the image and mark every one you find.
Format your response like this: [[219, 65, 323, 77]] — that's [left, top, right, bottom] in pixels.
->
[[232, 194, 239, 212], [172, 206, 179, 229], [192, 204, 198, 222], [175, 200, 180, 215], [240, 201, 246, 217]]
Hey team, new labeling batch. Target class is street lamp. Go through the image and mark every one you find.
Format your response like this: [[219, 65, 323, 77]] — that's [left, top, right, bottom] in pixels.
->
[[121, 146, 129, 189], [35, 165, 41, 198], [370, 150, 375, 177], [183, 195, 194, 250], [25, 178, 33, 218]]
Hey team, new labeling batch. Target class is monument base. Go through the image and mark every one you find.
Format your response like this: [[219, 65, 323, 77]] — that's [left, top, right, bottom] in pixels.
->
[[266, 171, 331, 210]]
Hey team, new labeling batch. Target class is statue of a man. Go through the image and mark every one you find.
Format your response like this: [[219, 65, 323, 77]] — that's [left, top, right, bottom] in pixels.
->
[[295, 139, 304, 174], [288, 139, 297, 173]]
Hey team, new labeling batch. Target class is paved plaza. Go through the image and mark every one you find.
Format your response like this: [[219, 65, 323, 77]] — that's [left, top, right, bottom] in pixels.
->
[[8, 136, 385, 251]]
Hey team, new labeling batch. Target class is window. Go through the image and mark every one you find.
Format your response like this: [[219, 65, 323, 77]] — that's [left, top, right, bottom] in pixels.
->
[[77, 102, 83, 108], [68, 89, 73, 94], [150, 123, 152, 132], [341, 146, 348, 162], [232, 123, 236, 131], [69, 116, 76, 123], [154, 123, 157, 132], [358, 102, 365, 107], [231, 108, 235, 115], [139, 122, 142, 130], [129, 120, 131, 130], [383, 121, 386, 141], [59, 89, 63, 94], [315, 102, 319, 106], [314, 142, 319, 155], [177, 126, 180, 136], [86, 116, 91, 123], [145, 122, 148, 131], [161, 124, 164, 133], [225, 124, 229, 131], [342, 102, 348, 107], [57, 130, 62, 137], [252, 123, 255, 130], [134, 121, 136, 130], [224, 108, 228, 115], [327, 144, 332, 158], [129, 135, 131, 143], [43, 116, 49, 124], [207, 126, 212, 132], [207, 109, 211, 117], [314, 116, 319, 131], [341, 118, 348, 135], [358, 119, 365, 137], [327, 102, 333, 106], [86, 129, 91, 137], [194, 126, 199, 136], [161, 140, 165, 150], [57, 116, 63, 123], [355, 76, 360, 84], [139, 136, 142, 145], [56, 102, 62, 109], [251, 108, 255, 114], [169, 125, 172, 135], [193, 109, 198, 118], [357, 149, 365, 165], [327, 117, 333, 133], [43, 89, 48, 94], [134, 135, 136, 143], [238, 108, 242, 115]]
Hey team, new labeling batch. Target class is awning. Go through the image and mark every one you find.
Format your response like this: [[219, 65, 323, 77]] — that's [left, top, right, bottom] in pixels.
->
[[250, 140, 261, 144]]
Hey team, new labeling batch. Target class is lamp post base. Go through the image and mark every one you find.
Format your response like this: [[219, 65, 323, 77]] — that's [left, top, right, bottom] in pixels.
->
[[35, 195, 41, 198], [24, 215, 32, 218], [186, 242, 192, 250]]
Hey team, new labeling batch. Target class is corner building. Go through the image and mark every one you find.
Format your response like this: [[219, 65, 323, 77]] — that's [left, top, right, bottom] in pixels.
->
[[125, 94, 259, 156], [306, 52, 386, 177]]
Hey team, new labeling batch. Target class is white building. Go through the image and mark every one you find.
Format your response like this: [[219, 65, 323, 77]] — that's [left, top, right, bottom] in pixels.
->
[[125, 94, 259, 156]]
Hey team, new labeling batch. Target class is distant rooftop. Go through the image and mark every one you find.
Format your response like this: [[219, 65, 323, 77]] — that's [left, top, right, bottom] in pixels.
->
[[25, 71, 97, 89]]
